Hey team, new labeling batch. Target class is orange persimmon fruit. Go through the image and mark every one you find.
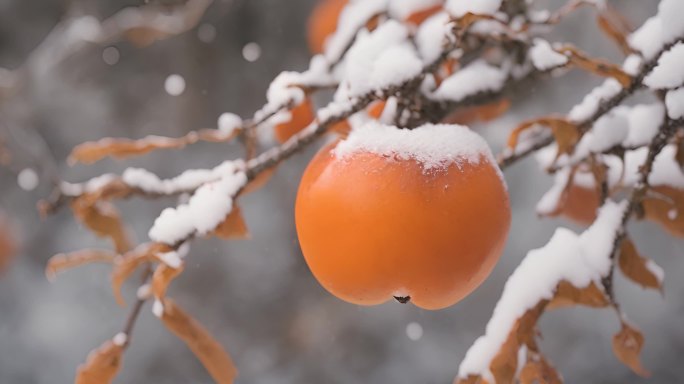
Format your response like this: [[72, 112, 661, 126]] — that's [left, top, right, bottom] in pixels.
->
[[307, 0, 347, 54], [295, 123, 511, 309], [274, 98, 316, 144]]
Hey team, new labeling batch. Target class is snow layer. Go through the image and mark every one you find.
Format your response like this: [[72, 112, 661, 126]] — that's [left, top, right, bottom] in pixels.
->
[[334, 122, 498, 172], [325, 0, 388, 62], [446, 0, 502, 18], [623, 145, 684, 189], [628, 16, 665, 60], [644, 42, 684, 89], [458, 201, 626, 382], [415, 12, 452, 64], [431, 60, 508, 102], [123, 160, 244, 195], [343, 20, 422, 96], [529, 39, 568, 71], [658, 0, 684, 43], [568, 79, 622, 123], [665, 87, 684, 119], [388, 0, 443, 20]]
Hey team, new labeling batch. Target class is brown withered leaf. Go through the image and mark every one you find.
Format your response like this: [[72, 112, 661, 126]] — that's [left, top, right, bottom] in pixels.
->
[[618, 238, 663, 292], [612, 321, 650, 377], [596, 13, 633, 55], [508, 118, 580, 158], [45, 249, 116, 282], [71, 198, 130, 254], [520, 352, 562, 384], [74, 339, 124, 384], [152, 262, 185, 300], [675, 135, 684, 170], [99, 0, 213, 47], [442, 99, 511, 125], [112, 243, 170, 306], [453, 375, 486, 384], [0, 215, 17, 274], [158, 298, 238, 383], [547, 280, 610, 310], [559, 46, 632, 87], [213, 206, 250, 240], [489, 302, 547, 384], [69, 128, 238, 165], [642, 186, 684, 238], [544, 0, 600, 25]]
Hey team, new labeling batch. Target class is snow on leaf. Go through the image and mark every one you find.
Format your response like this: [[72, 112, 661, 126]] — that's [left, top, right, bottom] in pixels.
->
[[559, 45, 632, 88], [618, 238, 663, 292], [45, 249, 116, 282], [74, 339, 124, 384], [529, 39, 569, 71], [157, 298, 238, 384], [519, 351, 562, 384], [612, 321, 650, 377], [430, 60, 508, 102]]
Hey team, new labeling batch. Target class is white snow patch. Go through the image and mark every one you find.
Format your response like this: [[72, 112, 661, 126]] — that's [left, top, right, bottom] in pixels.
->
[[325, 0, 389, 62], [415, 12, 452, 64], [218, 112, 243, 135], [446, 0, 502, 18], [665, 87, 684, 119], [568, 79, 622, 123], [529, 39, 568, 71], [431, 60, 508, 102], [389, 0, 442, 21], [112, 332, 128, 346], [658, 0, 684, 44], [644, 42, 684, 89], [623, 145, 684, 189], [628, 16, 665, 60]]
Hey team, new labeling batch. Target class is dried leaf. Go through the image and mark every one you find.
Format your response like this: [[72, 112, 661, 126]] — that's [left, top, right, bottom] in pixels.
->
[[490, 302, 547, 383], [520, 352, 562, 384], [442, 99, 511, 125], [547, 280, 610, 310], [675, 136, 684, 170], [618, 238, 663, 292], [0, 215, 17, 274], [152, 262, 184, 300], [71, 198, 130, 254], [508, 118, 579, 157], [612, 321, 650, 377], [100, 0, 213, 47], [112, 243, 169, 306], [559, 46, 632, 87], [241, 168, 275, 195], [46, 249, 116, 282], [213, 206, 250, 240], [454, 375, 486, 384], [158, 298, 238, 383], [643, 186, 684, 238], [69, 129, 238, 165], [596, 12, 633, 55], [75, 339, 124, 384]]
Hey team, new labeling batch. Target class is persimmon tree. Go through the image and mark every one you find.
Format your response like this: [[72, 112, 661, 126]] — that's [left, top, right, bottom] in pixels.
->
[[2, 0, 683, 382]]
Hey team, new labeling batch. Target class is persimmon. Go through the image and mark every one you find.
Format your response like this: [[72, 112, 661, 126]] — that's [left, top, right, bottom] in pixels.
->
[[0, 215, 16, 274], [367, 101, 386, 119], [307, 0, 347, 54], [274, 98, 315, 144], [295, 123, 511, 310]]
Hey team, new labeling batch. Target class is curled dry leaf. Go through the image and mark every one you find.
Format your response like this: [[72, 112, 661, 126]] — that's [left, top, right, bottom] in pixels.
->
[[213, 206, 250, 240], [112, 243, 170, 306], [158, 298, 238, 384], [71, 198, 131, 254], [45, 249, 117, 282], [152, 262, 185, 300], [612, 321, 650, 377], [596, 12, 633, 55], [74, 339, 124, 384], [547, 280, 610, 310], [508, 118, 580, 158], [618, 238, 663, 292], [69, 129, 238, 165], [558, 46, 632, 88]]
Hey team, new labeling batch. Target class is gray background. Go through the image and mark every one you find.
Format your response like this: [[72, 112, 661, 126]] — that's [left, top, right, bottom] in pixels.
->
[[0, 0, 682, 383]]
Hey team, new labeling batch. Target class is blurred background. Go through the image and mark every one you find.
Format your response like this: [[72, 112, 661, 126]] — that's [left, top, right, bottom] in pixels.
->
[[0, 0, 682, 383]]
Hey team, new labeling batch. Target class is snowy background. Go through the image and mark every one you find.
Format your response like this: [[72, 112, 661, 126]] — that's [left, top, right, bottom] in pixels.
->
[[1, 0, 683, 383]]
